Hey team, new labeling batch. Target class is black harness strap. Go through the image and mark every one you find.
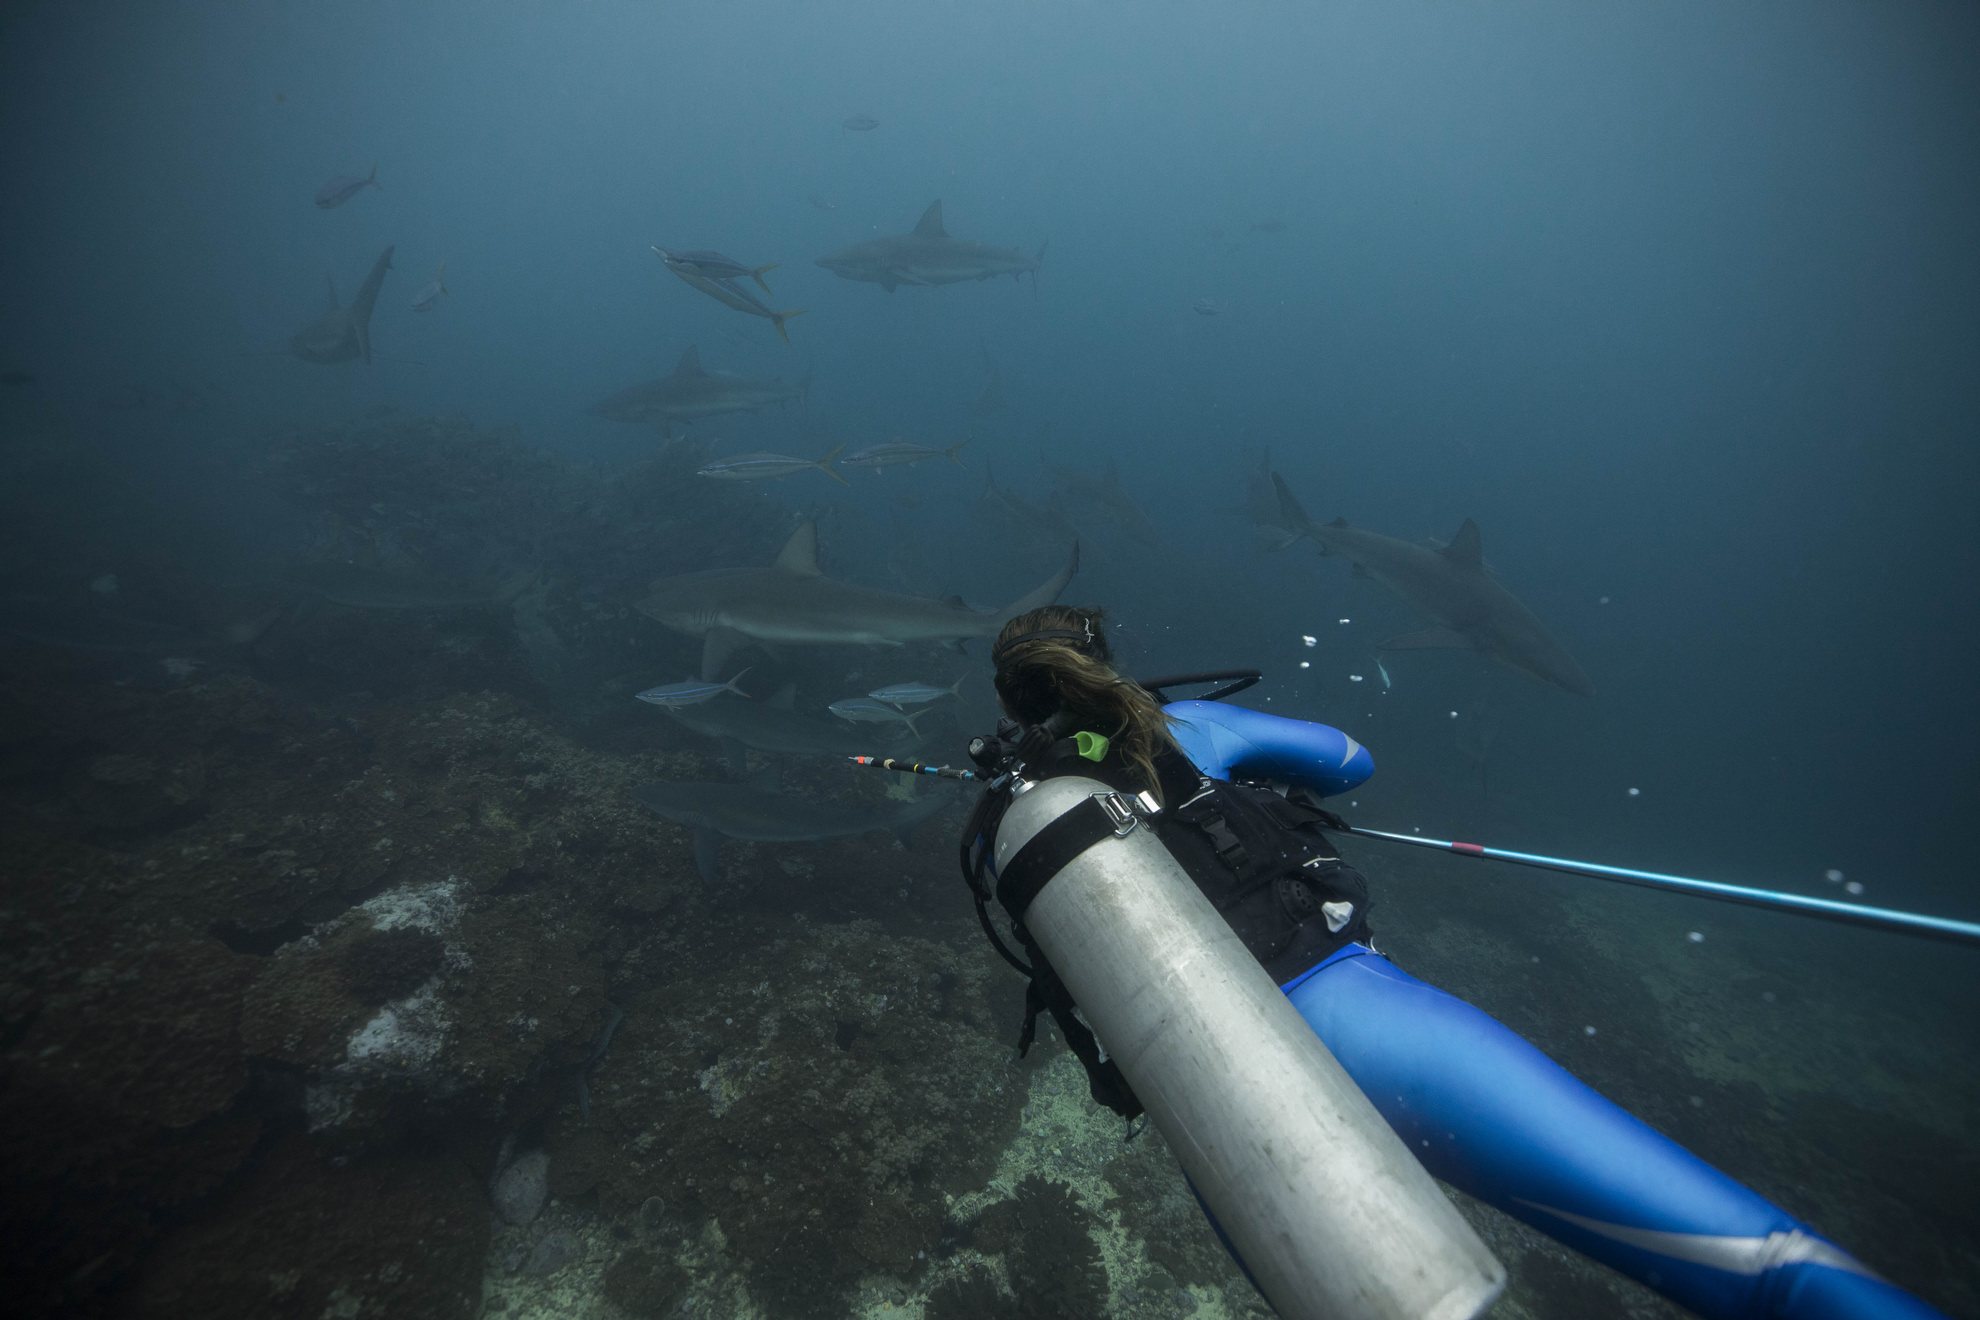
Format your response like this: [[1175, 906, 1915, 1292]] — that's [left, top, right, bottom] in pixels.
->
[[973, 892, 1032, 977], [993, 793, 1129, 920]]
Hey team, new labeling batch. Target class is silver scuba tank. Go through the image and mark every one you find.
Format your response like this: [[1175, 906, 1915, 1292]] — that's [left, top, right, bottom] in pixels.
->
[[993, 774, 1505, 1320]]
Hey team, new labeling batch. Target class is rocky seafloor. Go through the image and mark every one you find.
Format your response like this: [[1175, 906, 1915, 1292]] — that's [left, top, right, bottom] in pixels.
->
[[2, 410, 1973, 1320], [4, 660, 1974, 1320]]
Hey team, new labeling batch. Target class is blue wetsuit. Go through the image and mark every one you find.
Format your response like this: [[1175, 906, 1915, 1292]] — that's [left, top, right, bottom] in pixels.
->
[[1165, 701, 1945, 1320]]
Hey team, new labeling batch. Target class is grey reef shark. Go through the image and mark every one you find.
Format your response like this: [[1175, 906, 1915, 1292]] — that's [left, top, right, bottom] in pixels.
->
[[290, 246, 396, 364], [588, 345, 808, 440], [1274, 473, 1595, 696], [636, 521, 1078, 680], [816, 200, 1045, 293], [630, 772, 957, 886]]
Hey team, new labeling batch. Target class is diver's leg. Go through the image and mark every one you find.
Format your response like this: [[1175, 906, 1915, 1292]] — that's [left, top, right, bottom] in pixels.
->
[[1284, 949, 1945, 1320]]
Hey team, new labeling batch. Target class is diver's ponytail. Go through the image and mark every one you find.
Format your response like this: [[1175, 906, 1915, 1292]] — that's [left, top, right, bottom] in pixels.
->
[[992, 606, 1179, 801]]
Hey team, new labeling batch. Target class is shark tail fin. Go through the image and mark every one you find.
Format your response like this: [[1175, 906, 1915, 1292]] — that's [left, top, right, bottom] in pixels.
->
[[816, 443, 850, 486], [772, 309, 807, 346], [945, 437, 970, 470], [997, 540, 1080, 625], [751, 263, 778, 295]]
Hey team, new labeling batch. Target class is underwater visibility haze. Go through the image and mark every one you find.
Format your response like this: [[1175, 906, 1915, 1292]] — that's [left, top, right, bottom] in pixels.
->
[[0, 2, 1976, 1318]]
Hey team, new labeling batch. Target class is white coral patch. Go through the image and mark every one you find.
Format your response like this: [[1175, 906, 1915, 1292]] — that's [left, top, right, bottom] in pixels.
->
[[347, 982, 449, 1070], [357, 876, 471, 972]]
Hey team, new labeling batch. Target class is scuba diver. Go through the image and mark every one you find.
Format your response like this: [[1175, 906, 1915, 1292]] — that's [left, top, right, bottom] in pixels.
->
[[958, 605, 1947, 1320]]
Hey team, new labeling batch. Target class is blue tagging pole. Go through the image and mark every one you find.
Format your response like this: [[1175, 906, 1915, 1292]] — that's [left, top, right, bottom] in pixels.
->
[[1344, 826, 1980, 948]]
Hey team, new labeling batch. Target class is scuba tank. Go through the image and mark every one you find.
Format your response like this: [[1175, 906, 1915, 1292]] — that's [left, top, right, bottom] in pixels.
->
[[978, 705, 1507, 1320]]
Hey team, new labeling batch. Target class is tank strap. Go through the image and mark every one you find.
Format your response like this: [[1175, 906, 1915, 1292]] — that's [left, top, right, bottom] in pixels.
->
[[994, 791, 1144, 919]]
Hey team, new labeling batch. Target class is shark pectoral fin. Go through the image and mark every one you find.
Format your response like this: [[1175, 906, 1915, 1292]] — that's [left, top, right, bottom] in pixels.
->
[[691, 826, 724, 886], [1381, 627, 1474, 650], [701, 625, 754, 681]]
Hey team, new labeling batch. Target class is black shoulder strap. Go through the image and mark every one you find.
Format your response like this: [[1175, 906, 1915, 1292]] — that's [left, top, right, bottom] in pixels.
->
[[994, 792, 1134, 920]]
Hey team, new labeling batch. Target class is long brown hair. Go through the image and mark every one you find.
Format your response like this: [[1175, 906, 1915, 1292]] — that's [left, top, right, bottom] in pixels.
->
[[992, 606, 1179, 801]]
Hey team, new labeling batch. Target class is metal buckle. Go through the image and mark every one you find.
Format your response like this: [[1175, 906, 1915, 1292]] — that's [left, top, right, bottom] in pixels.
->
[[1094, 792, 1141, 836]]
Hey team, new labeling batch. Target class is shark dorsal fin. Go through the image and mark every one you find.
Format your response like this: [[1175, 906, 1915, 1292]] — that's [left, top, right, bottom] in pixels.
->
[[675, 345, 706, 377], [325, 276, 339, 310], [1329, 516, 1350, 529], [943, 593, 968, 609], [773, 522, 821, 575], [769, 683, 797, 709], [913, 200, 947, 238], [1442, 519, 1483, 568]]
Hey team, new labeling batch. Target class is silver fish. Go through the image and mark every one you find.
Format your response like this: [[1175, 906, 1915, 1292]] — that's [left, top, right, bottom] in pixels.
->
[[411, 262, 449, 312], [655, 251, 807, 345], [829, 695, 923, 736], [653, 247, 777, 294], [314, 165, 379, 209], [842, 115, 879, 132], [868, 677, 965, 708], [635, 669, 752, 707], [842, 438, 969, 473], [696, 445, 848, 485]]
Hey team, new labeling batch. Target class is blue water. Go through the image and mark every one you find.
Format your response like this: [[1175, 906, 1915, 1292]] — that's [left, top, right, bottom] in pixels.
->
[[2, 3, 1975, 1317]]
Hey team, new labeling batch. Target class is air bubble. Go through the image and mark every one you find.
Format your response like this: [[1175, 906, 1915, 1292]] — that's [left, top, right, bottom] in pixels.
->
[[1299, 661, 1310, 669], [1584, 1026, 1598, 1036], [1349, 674, 1363, 683], [1844, 881, 1863, 896], [1687, 931, 1704, 943], [1302, 635, 1317, 647], [1628, 787, 1641, 797], [1824, 869, 1844, 883]]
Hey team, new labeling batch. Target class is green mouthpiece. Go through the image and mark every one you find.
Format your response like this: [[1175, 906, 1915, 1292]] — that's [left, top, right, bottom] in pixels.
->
[[1074, 731, 1110, 762]]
